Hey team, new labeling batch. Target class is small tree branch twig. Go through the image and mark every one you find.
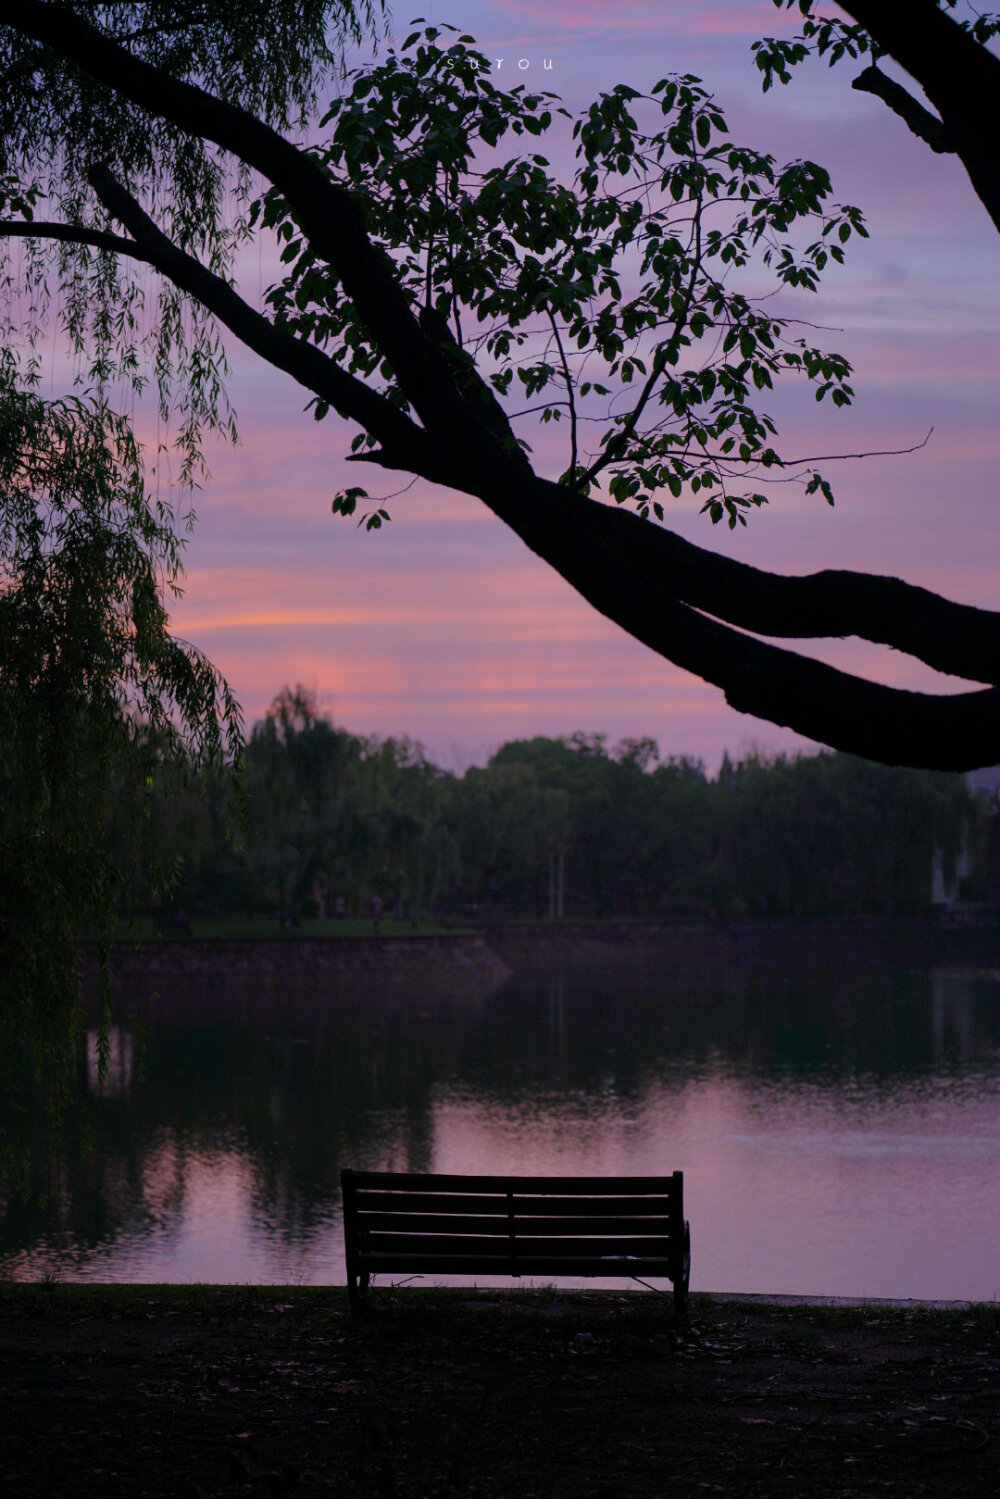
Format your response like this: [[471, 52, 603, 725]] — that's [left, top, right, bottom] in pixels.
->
[[546, 306, 578, 480], [582, 191, 705, 487]]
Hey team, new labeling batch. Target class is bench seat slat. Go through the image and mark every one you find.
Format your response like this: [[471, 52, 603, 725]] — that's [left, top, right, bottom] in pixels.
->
[[356, 1211, 676, 1237], [357, 1253, 678, 1277], [353, 1191, 678, 1217], [349, 1172, 678, 1194], [359, 1232, 674, 1257]]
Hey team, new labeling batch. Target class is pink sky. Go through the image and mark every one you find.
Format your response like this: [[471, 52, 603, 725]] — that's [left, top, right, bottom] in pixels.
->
[[163, 1, 1000, 769]]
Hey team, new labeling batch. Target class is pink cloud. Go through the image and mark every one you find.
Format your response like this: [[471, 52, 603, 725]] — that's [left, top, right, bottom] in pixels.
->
[[485, 0, 793, 40]]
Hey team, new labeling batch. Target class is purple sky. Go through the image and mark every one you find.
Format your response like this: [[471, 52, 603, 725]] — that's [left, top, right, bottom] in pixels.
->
[[164, 1, 1000, 768]]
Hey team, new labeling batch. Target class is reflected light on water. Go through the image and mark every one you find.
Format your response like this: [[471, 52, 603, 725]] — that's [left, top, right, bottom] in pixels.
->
[[5, 1068, 997, 1299], [429, 1069, 1000, 1298], [2, 955, 1000, 1298], [1, 1137, 342, 1286]]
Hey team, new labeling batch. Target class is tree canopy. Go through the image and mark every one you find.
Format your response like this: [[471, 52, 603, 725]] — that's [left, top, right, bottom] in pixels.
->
[[133, 685, 986, 926], [1, 1, 999, 768]]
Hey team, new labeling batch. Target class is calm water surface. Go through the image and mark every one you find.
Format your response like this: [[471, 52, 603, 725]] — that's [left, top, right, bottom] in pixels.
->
[[2, 946, 999, 1298]]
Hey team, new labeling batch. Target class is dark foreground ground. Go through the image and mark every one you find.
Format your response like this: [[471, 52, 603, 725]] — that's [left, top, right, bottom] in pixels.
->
[[1, 1285, 998, 1498]]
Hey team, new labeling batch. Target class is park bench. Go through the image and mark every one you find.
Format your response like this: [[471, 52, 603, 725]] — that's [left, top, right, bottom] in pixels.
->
[[341, 1169, 691, 1315]]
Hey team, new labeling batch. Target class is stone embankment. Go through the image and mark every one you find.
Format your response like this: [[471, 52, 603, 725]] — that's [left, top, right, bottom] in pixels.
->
[[485, 916, 941, 975], [83, 916, 998, 1007], [82, 932, 510, 1008]]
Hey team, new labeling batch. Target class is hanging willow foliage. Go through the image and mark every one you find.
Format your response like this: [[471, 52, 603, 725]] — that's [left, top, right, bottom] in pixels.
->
[[0, 354, 243, 1185]]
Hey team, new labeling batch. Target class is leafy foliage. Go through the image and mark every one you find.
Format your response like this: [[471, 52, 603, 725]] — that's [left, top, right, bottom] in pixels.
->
[[256, 25, 865, 528], [0, 356, 242, 1176], [0, 1, 384, 480], [754, 0, 1000, 90], [134, 686, 457, 926]]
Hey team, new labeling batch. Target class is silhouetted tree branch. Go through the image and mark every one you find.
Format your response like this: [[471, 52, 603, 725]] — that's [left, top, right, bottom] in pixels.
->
[[850, 64, 955, 151], [838, 0, 1000, 231]]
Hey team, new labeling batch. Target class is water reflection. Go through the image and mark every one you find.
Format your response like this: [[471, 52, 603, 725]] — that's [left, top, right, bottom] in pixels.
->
[[2, 949, 999, 1298], [931, 967, 983, 1063]]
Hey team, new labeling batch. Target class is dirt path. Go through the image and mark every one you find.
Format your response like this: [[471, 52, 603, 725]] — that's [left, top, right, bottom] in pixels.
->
[[2, 1286, 997, 1497]]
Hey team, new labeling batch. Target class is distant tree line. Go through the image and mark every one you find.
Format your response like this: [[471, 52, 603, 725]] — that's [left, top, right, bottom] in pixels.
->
[[125, 686, 992, 927]]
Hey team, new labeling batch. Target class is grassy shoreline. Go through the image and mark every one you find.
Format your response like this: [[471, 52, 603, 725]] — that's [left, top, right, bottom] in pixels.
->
[[110, 916, 464, 942], [103, 911, 992, 946], [2, 1282, 995, 1314]]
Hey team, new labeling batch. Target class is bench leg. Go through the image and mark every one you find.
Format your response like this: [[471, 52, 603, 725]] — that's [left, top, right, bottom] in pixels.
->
[[347, 1268, 371, 1309], [674, 1221, 691, 1321]]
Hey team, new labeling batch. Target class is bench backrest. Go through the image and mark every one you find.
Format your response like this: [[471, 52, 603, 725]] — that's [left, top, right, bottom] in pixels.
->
[[341, 1169, 687, 1292]]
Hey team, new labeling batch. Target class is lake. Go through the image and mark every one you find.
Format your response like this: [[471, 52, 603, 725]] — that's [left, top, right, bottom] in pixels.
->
[[2, 929, 999, 1299]]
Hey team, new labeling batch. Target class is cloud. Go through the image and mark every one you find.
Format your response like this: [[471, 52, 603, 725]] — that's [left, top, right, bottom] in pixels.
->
[[484, 0, 791, 41]]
